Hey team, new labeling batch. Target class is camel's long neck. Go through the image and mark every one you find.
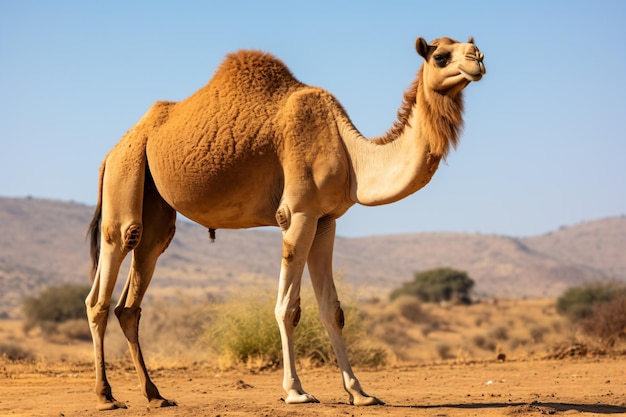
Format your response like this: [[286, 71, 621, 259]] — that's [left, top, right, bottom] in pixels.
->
[[339, 71, 464, 206]]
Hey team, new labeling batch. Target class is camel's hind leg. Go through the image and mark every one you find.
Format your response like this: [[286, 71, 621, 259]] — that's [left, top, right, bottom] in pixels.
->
[[307, 218, 383, 406], [85, 152, 146, 410], [85, 235, 130, 410], [114, 178, 177, 408]]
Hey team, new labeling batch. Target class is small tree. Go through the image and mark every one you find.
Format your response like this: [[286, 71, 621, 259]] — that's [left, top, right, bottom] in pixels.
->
[[557, 282, 626, 348], [556, 282, 624, 322], [22, 284, 91, 335], [391, 267, 474, 304]]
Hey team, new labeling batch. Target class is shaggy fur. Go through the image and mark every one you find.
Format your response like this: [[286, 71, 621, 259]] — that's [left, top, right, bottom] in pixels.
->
[[374, 66, 464, 158]]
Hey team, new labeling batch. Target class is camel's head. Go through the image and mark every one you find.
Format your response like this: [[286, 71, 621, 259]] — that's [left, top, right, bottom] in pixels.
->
[[416, 36, 486, 95]]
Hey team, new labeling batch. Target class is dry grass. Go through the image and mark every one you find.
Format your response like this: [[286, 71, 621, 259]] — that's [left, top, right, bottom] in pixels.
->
[[3, 295, 622, 373], [198, 290, 387, 370], [361, 297, 579, 363]]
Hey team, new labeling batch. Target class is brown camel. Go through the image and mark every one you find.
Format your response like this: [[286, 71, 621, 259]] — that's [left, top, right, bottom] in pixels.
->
[[85, 36, 485, 410]]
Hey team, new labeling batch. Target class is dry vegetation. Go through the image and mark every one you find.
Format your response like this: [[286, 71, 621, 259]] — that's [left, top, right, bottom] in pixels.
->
[[362, 296, 586, 364], [1, 294, 619, 369], [3, 293, 626, 416]]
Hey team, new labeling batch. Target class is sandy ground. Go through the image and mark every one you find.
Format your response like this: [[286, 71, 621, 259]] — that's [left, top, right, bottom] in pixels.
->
[[1, 357, 626, 417]]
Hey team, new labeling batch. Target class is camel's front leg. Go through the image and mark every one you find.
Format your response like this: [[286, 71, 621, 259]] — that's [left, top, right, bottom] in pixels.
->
[[275, 210, 320, 404], [308, 218, 384, 406]]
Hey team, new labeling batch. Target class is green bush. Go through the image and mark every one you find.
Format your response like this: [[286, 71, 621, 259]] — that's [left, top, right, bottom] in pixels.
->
[[556, 282, 626, 322], [22, 284, 91, 336], [557, 282, 626, 348], [391, 268, 474, 304], [201, 292, 386, 368]]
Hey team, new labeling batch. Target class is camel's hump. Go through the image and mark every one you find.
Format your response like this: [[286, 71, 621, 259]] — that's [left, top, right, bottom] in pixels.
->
[[211, 49, 303, 92]]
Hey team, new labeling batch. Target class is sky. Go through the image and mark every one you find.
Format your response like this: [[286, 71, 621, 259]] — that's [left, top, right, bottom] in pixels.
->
[[1, 1, 625, 238]]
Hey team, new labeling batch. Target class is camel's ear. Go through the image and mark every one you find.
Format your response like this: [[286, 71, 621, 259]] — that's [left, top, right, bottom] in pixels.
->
[[415, 37, 432, 59], [468, 36, 475, 44]]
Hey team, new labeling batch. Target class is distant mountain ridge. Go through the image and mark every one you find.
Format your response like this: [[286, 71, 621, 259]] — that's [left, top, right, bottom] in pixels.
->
[[1, 196, 624, 318]]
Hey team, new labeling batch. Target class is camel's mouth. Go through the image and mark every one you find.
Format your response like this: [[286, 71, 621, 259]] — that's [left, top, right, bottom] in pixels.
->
[[459, 62, 486, 82], [460, 69, 483, 82]]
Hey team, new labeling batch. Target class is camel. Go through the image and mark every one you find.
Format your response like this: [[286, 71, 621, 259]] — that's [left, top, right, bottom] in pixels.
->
[[85, 36, 485, 410]]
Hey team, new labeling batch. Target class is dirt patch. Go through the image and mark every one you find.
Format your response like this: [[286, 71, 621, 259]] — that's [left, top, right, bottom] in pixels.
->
[[3, 298, 626, 416], [1, 357, 625, 417]]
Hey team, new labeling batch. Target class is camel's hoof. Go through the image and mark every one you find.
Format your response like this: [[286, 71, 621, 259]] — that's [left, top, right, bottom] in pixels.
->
[[283, 390, 320, 404], [351, 394, 385, 406], [96, 400, 127, 411], [148, 398, 178, 408]]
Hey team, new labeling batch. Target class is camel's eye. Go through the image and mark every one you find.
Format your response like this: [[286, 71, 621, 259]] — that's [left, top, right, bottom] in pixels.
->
[[433, 54, 448, 67]]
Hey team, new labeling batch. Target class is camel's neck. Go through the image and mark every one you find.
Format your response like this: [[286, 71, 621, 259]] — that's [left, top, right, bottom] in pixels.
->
[[338, 71, 464, 206]]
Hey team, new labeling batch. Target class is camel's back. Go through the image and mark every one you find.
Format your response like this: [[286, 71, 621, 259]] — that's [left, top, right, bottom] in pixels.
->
[[149, 50, 305, 150], [175, 50, 304, 122], [210, 50, 305, 100]]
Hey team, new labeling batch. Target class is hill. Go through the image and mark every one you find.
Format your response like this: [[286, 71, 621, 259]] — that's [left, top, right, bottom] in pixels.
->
[[1, 196, 624, 318]]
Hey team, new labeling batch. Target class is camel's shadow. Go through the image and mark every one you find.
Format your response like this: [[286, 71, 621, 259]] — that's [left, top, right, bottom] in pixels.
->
[[391, 401, 626, 414]]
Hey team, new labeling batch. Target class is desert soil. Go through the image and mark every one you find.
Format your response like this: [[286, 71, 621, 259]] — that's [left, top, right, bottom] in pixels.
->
[[1, 357, 625, 417]]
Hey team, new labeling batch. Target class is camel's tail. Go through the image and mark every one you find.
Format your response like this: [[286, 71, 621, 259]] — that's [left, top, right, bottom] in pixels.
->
[[87, 161, 105, 282]]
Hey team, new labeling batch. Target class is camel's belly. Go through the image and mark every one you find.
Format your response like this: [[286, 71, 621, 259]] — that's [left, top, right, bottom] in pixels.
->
[[154, 171, 282, 229], [146, 139, 283, 230]]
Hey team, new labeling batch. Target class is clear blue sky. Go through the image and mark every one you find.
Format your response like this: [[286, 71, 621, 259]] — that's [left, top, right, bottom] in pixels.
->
[[1, 1, 625, 237]]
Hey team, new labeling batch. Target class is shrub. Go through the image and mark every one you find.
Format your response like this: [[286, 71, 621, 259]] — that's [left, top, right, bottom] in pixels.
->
[[135, 298, 214, 359], [488, 325, 509, 342], [22, 284, 92, 337], [435, 343, 453, 360], [0, 342, 34, 361], [556, 282, 626, 322], [201, 292, 386, 369], [581, 294, 626, 347], [391, 295, 424, 323], [472, 334, 487, 349], [472, 333, 497, 351], [203, 295, 282, 365], [50, 319, 92, 343], [529, 325, 549, 343], [390, 268, 474, 304]]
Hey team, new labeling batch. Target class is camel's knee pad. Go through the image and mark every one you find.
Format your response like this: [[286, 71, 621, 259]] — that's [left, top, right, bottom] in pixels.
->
[[335, 306, 345, 329], [123, 224, 142, 252]]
